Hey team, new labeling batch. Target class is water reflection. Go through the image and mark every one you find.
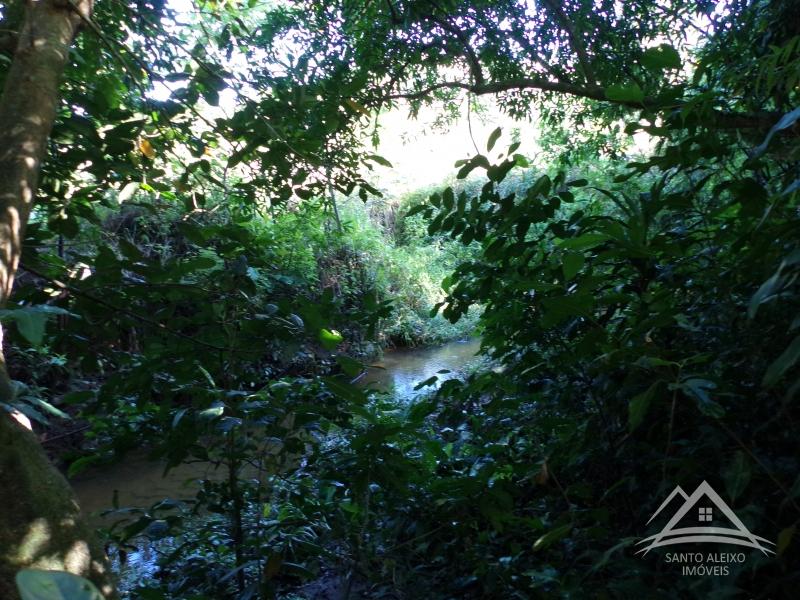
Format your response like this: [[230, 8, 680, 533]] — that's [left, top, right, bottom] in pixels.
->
[[360, 337, 482, 399]]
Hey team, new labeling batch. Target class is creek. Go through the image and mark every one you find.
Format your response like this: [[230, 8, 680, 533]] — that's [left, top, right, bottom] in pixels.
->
[[68, 338, 481, 593], [71, 336, 482, 518]]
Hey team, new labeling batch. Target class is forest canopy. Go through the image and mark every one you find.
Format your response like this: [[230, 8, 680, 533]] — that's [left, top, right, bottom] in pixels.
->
[[0, 0, 799, 598]]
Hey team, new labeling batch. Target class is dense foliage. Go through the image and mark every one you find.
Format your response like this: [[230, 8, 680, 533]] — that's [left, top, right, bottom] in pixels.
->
[[1, 0, 799, 598]]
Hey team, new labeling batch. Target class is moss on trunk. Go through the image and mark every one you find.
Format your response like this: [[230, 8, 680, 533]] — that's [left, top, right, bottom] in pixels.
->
[[0, 415, 117, 599]]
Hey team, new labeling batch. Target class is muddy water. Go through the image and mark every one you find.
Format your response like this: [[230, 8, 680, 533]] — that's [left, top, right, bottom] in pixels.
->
[[71, 454, 220, 518], [360, 337, 482, 398], [69, 338, 481, 594], [71, 337, 482, 518]]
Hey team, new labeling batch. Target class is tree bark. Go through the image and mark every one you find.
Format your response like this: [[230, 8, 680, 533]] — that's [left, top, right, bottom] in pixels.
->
[[0, 0, 116, 597], [0, 417, 117, 599], [0, 0, 90, 298]]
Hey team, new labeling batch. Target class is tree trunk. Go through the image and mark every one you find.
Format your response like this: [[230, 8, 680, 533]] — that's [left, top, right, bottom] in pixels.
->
[[0, 417, 117, 599], [0, 0, 116, 597]]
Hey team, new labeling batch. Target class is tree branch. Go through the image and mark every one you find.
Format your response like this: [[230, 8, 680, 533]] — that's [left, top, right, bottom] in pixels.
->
[[540, 0, 597, 85], [379, 77, 612, 104], [376, 78, 789, 133], [427, 14, 485, 87]]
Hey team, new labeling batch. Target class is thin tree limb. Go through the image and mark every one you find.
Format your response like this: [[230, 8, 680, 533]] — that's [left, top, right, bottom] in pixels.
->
[[540, 0, 597, 85], [427, 14, 485, 87]]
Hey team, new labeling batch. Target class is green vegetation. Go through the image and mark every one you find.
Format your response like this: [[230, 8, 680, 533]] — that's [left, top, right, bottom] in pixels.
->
[[1, 0, 799, 598]]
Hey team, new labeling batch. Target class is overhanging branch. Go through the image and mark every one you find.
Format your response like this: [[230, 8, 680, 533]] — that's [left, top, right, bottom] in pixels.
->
[[376, 78, 789, 134]]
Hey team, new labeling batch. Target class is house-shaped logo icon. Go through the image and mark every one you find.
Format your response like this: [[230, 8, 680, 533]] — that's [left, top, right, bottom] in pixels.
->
[[636, 481, 775, 555]]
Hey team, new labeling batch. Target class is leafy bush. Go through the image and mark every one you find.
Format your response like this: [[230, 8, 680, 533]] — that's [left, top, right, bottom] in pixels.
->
[[362, 121, 800, 596]]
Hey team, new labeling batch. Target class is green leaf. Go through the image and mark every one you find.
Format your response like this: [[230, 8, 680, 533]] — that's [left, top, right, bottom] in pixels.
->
[[405, 204, 427, 217], [366, 154, 393, 168], [634, 356, 679, 369], [413, 375, 438, 390], [68, 455, 104, 478], [749, 271, 782, 319], [456, 155, 490, 179], [407, 398, 437, 424], [336, 355, 363, 378], [682, 378, 724, 418], [540, 293, 593, 325], [513, 153, 529, 167], [16, 569, 104, 600], [0, 305, 67, 346], [172, 408, 188, 429], [722, 451, 751, 502], [533, 523, 572, 551], [13, 310, 47, 346], [628, 382, 658, 431], [197, 364, 216, 388], [282, 562, 314, 579], [28, 397, 69, 420], [641, 44, 681, 70], [118, 239, 144, 261], [198, 405, 224, 420], [340, 501, 360, 514], [487, 127, 502, 152], [323, 376, 368, 405], [763, 335, 800, 387], [319, 328, 343, 350], [176, 222, 209, 244], [777, 524, 796, 556], [754, 106, 800, 157], [562, 252, 585, 280], [556, 233, 609, 250], [179, 256, 218, 273], [605, 83, 645, 104], [62, 391, 94, 405]]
